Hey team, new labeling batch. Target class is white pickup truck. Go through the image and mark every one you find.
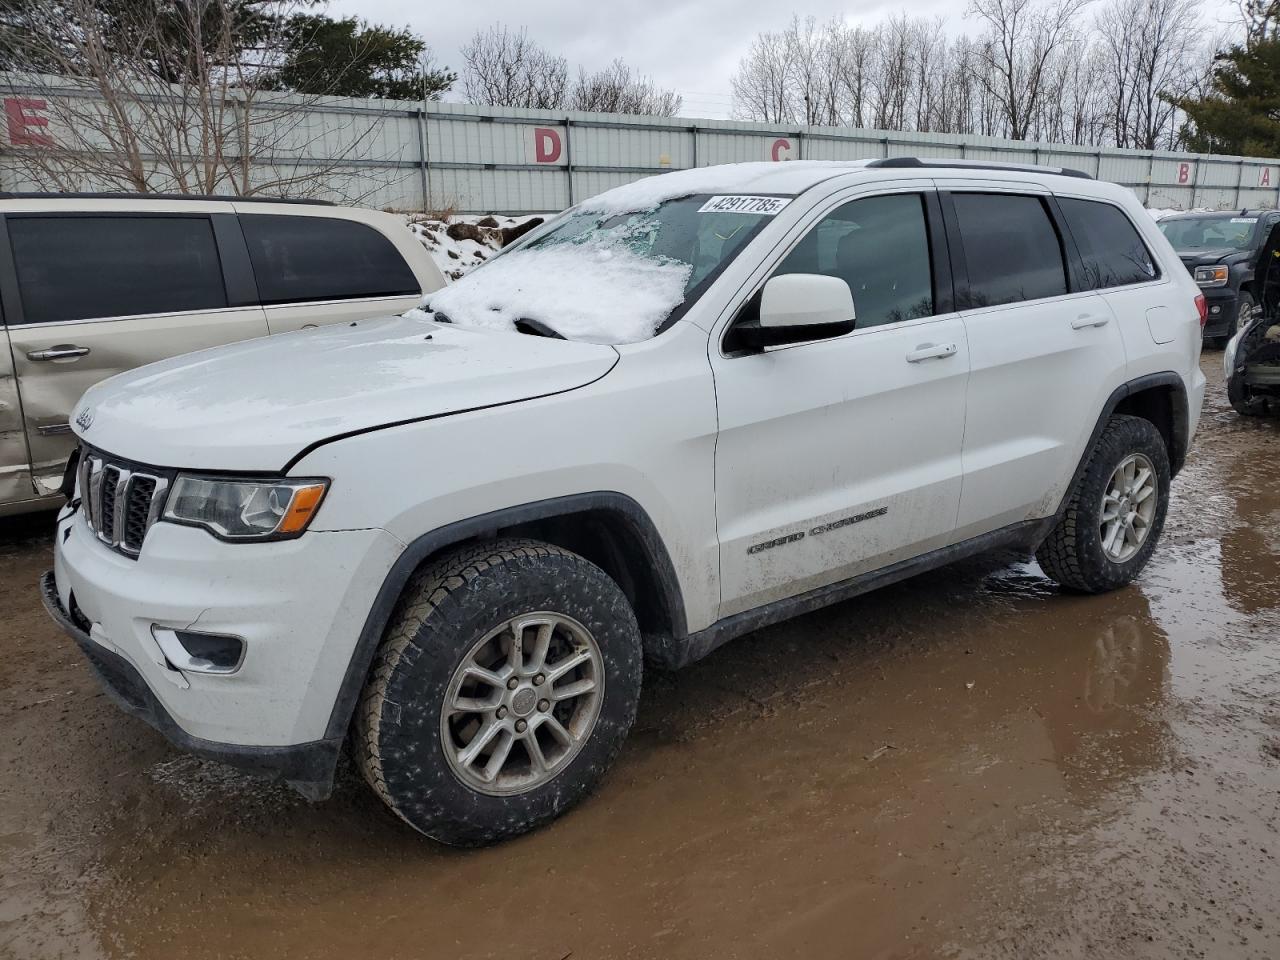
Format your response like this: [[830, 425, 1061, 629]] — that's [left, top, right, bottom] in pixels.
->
[[43, 158, 1206, 845]]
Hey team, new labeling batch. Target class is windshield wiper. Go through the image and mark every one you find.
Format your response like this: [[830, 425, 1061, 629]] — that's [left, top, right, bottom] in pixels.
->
[[514, 318, 565, 339]]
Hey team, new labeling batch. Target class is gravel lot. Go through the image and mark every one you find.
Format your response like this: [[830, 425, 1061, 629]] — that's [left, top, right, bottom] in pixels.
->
[[2, 351, 1278, 960]]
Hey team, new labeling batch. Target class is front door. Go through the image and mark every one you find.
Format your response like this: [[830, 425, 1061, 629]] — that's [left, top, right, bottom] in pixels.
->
[[1, 212, 269, 492], [711, 188, 970, 619]]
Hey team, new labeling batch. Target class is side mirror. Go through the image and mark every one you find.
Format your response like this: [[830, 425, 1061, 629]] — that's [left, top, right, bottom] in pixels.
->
[[728, 274, 856, 351]]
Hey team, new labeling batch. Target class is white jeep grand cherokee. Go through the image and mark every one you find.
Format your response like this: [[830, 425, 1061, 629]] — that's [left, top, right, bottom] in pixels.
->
[[42, 159, 1207, 845]]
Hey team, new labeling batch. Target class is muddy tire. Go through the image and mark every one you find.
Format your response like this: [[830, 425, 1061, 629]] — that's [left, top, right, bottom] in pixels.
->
[[1035, 415, 1170, 594], [354, 538, 642, 846]]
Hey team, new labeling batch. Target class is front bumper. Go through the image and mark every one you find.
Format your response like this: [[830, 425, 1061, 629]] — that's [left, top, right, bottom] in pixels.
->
[[46, 503, 405, 796], [41, 571, 340, 796], [1201, 288, 1239, 338]]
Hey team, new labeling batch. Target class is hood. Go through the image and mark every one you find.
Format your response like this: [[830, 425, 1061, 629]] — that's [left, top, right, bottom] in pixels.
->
[[1177, 248, 1244, 268], [72, 314, 618, 471]]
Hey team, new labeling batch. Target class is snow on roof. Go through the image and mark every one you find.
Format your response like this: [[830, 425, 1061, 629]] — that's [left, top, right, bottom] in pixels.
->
[[579, 160, 876, 214]]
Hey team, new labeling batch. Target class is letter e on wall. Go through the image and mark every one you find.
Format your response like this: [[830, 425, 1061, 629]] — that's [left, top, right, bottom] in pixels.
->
[[5, 98, 52, 147]]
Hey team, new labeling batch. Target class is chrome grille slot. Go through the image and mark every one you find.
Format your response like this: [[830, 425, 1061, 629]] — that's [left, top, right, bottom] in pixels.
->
[[77, 448, 172, 558]]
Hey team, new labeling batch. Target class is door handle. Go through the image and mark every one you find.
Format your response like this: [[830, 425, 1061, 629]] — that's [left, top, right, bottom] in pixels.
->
[[1071, 314, 1110, 330], [906, 342, 958, 363], [27, 345, 90, 362]]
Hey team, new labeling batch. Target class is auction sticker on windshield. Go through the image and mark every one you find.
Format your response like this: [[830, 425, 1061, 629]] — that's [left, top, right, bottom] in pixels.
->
[[698, 196, 791, 215]]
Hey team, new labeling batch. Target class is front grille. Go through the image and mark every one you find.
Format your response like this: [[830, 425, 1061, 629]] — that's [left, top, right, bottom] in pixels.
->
[[77, 448, 171, 558]]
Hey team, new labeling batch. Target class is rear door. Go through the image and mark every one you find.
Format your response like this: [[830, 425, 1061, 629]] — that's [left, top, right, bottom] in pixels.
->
[[235, 211, 424, 334], [0, 208, 269, 492], [940, 185, 1128, 539]]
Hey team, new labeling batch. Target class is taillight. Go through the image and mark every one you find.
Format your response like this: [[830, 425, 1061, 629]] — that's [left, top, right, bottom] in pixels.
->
[[1195, 293, 1207, 329]]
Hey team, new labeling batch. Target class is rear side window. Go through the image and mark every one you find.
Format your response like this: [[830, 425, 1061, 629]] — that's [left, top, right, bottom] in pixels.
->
[[1058, 198, 1159, 289], [239, 214, 418, 305], [8, 216, 227, 325], [774, 193, 934, 328], [951, 193, 1067, 307]]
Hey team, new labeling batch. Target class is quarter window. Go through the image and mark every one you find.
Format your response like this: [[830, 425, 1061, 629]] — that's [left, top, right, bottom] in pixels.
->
[[8, 216, 227, 325], [774, 193, 934, 328], [951, 193, 1067, 307], [239, 214, 419, 305], [1058, 197, 1159, 289]]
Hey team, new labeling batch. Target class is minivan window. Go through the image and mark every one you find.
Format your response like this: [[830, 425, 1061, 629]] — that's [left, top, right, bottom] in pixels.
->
[[240, 214, 418, 305], [951, 193, 1067, 307], [8, 216, 227, 325], [1059, 198, 1158, 289], [774, 193, 934, 327]]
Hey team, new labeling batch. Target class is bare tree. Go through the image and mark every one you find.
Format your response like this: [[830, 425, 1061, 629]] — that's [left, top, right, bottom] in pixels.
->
[[730, 28, 795, 123], [0, 0, 393, 199], [968, 0, 1093, 140], [569, 59, 681, 116], [461, 25, 569, 109], [1097, 0, 1201, 149]]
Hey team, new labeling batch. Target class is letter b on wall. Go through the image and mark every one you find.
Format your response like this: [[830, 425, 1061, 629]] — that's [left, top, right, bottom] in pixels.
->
[[532, 127, 563, 164]]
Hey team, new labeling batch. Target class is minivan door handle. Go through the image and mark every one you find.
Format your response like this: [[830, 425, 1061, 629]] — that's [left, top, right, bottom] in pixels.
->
[[27, 345, 90, 362], [1071, 314, 1110, 330], [906, 342, 958, 363]]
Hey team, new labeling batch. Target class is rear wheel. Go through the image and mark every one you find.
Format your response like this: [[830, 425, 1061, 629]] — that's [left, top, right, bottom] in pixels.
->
[[1035, 415, 1170, 593], [354, 538, 642, 845]]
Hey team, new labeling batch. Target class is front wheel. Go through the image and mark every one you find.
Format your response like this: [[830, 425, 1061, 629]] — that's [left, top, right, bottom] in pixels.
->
[[354, 539, 642, 845], [1035, 415, 1170, 593]]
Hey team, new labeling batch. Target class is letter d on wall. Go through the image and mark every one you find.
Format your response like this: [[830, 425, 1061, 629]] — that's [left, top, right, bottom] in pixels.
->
[[532, 127, 562, 164]]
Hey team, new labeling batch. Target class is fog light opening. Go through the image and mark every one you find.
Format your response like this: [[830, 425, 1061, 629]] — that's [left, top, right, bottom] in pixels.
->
[[150, 626, 245, 675]]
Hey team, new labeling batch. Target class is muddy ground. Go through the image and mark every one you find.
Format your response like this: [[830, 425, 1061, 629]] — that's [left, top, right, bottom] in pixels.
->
[[2, 352, 1278, 960]]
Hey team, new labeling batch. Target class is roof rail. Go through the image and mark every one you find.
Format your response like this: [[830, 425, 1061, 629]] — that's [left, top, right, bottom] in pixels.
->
[[0, 191, 336, 205], [866, 157, 1093, 180]]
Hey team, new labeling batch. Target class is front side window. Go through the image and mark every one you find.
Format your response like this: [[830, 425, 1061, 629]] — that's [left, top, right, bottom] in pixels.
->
[[773, 193, 934, 328], [240, 214, 419, 305], [951, 193, 1068, 307], [8, 216, 227, 325], [1060, 198, 1158, 289], [425, 195, 778, 343]]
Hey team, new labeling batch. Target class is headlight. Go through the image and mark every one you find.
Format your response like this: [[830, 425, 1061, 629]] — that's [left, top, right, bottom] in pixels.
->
[[1194, 265, 1229, 287], [162, 476, 328, 541]]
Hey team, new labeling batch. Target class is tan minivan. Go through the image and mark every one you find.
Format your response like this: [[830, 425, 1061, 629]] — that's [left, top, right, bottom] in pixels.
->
[[0, 194, 445, 515]]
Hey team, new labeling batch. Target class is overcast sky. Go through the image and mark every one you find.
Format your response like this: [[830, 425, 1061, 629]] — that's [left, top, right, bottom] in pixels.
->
[[332, 0, 1244, 120]]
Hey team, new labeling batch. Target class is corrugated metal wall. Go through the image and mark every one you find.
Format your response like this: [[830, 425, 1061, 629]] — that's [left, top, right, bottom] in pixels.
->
[[4, 84, 1280, 213]]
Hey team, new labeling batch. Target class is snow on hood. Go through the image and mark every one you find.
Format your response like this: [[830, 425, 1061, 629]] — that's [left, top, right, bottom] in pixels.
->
[[423, 242, 693, 344], [72, 314, 618, 471]]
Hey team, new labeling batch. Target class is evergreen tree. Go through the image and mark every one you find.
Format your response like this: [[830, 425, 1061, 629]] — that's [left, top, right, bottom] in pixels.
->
[[1176, 1, 1280, 156], [273, 15, 456, 100]]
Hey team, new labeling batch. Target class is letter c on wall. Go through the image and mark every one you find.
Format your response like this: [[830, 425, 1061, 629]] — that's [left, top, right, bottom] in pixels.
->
[[771, 138, 794, 162]]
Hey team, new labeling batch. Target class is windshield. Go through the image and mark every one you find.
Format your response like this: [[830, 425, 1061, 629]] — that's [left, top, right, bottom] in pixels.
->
[[422, 194, 783, 344], [1159, 215, 1259, 252]]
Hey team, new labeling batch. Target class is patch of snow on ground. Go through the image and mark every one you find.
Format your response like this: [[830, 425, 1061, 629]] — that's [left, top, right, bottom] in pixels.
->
[[407, 213, 549, 282], [424, 242, 692, 344]]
